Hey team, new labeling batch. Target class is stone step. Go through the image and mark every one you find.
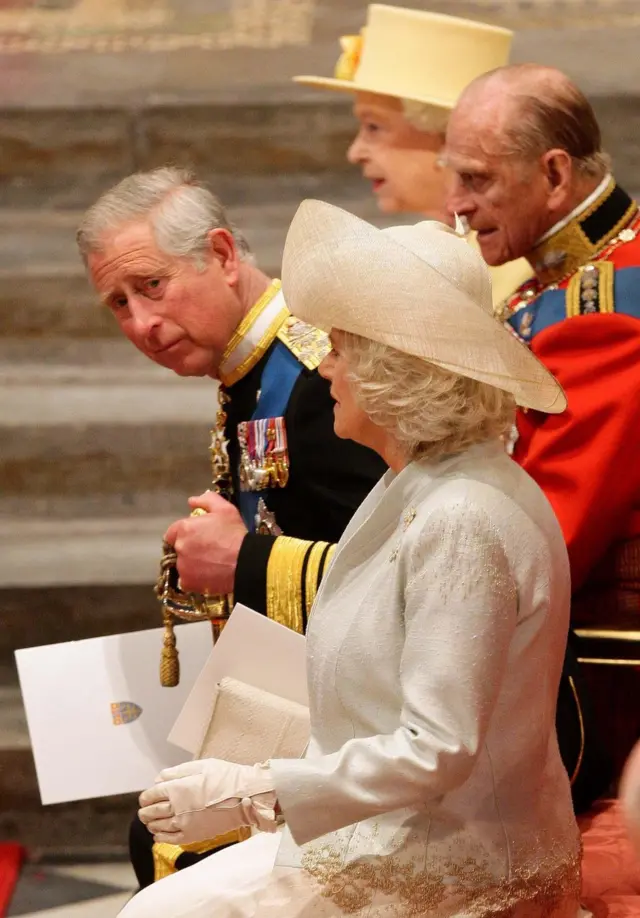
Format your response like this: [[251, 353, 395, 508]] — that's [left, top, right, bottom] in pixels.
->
[[1, 516, 178, 588], [2, 92, 640, 210], [0, 583, 160, 668], [0, 366, 215, 514], [1, 10, 640, 208]]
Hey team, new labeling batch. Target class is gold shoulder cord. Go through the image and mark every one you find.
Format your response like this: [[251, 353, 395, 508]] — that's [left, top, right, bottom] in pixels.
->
[[156, 387, 234, 687]]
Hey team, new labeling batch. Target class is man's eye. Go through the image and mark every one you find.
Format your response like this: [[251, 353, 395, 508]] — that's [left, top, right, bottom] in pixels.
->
[[142, 277, 165, 297], [109, 295, 128, 310]]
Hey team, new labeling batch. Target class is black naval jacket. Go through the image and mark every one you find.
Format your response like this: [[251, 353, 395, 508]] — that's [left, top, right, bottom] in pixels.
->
[[229, 341, 385, 619]]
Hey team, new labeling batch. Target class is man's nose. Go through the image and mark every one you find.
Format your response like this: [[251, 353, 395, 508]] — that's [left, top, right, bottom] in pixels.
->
[[446, 180, 475, 220], [128, 296, 162, 338]]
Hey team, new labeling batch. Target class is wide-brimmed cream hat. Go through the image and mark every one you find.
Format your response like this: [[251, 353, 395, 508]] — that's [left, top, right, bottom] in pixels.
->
[[294, 4, 512, 112], [281, 201, 566, 414]]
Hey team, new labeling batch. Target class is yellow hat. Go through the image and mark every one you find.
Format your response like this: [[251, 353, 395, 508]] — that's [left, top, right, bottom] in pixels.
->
[[294, 4, 512, 112]]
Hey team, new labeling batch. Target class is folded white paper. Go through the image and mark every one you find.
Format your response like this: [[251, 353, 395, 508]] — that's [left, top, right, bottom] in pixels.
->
[[15, 622, 212, 805], [168, 603, 307, 755]]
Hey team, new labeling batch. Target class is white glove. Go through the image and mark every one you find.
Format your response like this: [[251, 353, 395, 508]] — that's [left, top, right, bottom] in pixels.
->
[[138, 758, 279, 845]]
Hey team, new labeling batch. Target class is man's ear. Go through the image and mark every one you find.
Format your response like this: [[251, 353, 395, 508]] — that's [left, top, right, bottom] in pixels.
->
[[207, 228, 240, 284], [541, 148, 574, 212]]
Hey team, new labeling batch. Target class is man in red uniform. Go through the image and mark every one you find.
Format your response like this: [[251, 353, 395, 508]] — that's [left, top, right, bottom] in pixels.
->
[[446, 62, 640, 775]]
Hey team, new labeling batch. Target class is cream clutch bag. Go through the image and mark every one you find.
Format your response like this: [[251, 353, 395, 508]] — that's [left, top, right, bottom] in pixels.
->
[[196, 676, 310, 764]]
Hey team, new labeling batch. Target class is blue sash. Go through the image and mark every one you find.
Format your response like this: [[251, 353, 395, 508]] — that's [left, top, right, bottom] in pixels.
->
[[237, 340, 303, 531]]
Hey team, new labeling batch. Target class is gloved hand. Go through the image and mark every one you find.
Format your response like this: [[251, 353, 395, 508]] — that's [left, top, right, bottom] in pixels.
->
[[138, 758, 279, 845]]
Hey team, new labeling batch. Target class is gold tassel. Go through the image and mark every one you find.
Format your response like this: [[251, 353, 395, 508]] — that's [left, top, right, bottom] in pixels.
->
[[160, 609, 180, 688]]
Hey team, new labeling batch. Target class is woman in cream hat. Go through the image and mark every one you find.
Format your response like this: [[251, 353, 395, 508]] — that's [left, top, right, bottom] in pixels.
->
[[294, 4, 531, 305], [121, 203, 583, 918]]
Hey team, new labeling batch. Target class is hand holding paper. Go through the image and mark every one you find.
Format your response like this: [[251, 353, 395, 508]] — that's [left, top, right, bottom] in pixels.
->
[[138, 758, 279, 845]]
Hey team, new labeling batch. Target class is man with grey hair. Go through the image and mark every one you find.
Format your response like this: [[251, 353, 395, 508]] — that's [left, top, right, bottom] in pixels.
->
[[78, 166, 386, 886], [446, 63, 640, 784]]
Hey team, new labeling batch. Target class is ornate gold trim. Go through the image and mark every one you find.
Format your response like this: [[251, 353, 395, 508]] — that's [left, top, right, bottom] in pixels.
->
[[219, 280, 288, 387], [266, 536, 311, 634], [277, 316, 331, 371], [529, 180, 638, 287], [598, 260, 615, 314], [565, 270, 583, 320]]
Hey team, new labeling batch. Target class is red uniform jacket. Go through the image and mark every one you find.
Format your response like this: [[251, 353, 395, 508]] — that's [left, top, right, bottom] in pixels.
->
[[506, 187, 640, 626]]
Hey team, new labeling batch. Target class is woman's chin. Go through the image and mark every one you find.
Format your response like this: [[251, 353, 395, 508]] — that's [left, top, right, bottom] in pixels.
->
[[332, 408, 349, 440]]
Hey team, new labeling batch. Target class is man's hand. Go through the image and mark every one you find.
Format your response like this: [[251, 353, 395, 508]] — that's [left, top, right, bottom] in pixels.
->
[[164, 491, 248, 595]]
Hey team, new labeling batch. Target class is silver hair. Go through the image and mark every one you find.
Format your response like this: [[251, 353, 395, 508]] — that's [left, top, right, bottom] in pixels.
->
[[77, 167, 254, 268], [340, 333, 515, 463], [401, 98, 449, 137]]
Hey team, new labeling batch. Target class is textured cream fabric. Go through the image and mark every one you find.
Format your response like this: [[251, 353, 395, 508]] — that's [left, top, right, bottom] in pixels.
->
[[119, 441, 583, 918], [197, 677, 310, 764], [281, 201, 566, 414], [264, 441, 582, 916], [294, 4, 512, 112]]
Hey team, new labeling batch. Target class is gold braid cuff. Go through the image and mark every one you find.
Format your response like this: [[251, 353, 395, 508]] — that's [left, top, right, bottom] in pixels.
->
[[266, 536, 312, 634], [152, 829, 251, 881], [323, 544, 338, 575], [305, 541, 329, 618]]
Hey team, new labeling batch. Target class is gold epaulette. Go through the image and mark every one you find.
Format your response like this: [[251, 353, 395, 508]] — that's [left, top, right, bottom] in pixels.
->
[[565, 260, 615, 318], [277, 315, 331, 371]]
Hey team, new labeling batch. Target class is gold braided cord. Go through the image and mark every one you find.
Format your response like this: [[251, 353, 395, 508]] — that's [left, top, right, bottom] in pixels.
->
[[156, 385, 233, 686], [304, 541, 329, 619], [266, 537, 311, 634]]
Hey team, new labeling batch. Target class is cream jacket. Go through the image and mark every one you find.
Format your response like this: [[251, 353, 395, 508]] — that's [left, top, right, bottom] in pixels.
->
[[267, 440, 582, 918]]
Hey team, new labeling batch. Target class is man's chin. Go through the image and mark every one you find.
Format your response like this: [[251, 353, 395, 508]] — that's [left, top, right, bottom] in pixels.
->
[[475, 231, 509, 267], [153, 355, 211, 378]]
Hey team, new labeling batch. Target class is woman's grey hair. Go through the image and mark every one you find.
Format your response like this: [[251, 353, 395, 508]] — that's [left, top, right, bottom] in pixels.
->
[[401, 99, 449, 137], [340, 333, 516, 462], [77, 167, 253, 268]]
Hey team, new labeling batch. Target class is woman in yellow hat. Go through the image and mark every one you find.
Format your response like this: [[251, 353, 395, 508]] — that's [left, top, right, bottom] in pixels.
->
[[294, 4, 532, 306]]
